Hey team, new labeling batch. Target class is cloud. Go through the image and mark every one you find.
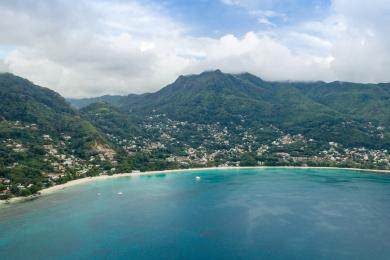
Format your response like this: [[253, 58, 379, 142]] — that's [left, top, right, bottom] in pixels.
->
[[329, 0, 390, 83], [220, 0, 241, 6], [297, 0, 390, 83], [249, 9, 286, 26], [0, 0, 389, 97], [257, 17, 274, 26], [223, 1, 287, 26], [183, 32, 334, 81], [0, 59, 7, 72], [0, 0, 187, 97]]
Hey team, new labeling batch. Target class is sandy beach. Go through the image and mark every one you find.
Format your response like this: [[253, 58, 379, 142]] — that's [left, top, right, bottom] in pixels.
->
[[1, 166, 390, 206]]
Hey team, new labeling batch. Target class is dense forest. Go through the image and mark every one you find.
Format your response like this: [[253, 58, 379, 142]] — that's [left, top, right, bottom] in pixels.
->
[[1, 71, 389, 199]]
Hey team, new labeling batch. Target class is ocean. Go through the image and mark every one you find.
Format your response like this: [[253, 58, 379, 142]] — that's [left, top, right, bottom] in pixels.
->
[[1, 168, 390, 259]]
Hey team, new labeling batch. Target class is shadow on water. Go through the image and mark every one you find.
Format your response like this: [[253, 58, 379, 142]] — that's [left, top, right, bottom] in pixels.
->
[[140, 173, 168, 179]]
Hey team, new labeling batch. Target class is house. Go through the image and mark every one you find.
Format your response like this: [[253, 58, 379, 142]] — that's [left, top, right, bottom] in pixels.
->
[[46, 173, 65, 180], [43, 134, 52, 141], [0, 178, 11, 184], [276, 152, 290, 157]]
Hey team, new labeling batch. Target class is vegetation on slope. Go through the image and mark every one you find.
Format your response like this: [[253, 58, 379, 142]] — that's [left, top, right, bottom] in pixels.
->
[[1, 71, 390, 200]]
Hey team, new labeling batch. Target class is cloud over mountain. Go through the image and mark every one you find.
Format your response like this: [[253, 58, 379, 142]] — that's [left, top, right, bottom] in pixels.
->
[[0, 0, 388, 97]]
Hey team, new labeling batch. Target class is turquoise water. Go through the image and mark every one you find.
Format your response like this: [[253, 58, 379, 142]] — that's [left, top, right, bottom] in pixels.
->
[[1, 168, 390, 259]]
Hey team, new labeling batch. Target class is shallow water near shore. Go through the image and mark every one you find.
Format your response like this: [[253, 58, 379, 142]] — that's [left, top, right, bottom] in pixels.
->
[[1, 168, 390, 259]]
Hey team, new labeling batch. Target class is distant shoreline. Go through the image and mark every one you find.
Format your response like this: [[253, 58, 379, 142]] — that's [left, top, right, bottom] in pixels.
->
[[1, 166, 390, 206]]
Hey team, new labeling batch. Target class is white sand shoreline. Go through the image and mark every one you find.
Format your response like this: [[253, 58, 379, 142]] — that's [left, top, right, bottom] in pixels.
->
[[1, 166, 390, 206]]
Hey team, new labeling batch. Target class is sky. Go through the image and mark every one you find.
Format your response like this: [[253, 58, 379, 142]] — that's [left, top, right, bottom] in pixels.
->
[[0, 0, 389, 97]]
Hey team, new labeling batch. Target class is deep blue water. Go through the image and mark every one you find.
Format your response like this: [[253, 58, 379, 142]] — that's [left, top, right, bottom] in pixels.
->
[[1, 168, 390, 260]]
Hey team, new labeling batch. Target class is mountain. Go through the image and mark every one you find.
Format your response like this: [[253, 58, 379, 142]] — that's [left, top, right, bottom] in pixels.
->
[[127, 70, 390, 125], [76, 70, 390, 149], [292, 81, 390, 126], [72, 71, 390, 127], [121, 70, 339, 125], [73, 70, 389, 172], [0, 73, 74, 123], [0, 73, 114, 198], [67, 95, 127, 109], [0, 73, 106, 154], [80, 101, 141, 138], [1, 71, 390, 199]]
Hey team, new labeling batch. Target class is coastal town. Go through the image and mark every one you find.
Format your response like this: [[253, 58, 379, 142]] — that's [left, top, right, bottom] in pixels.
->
[[0, 120, 118, 199], [1, 114, 389, 200], [107, 113, 389, 168]]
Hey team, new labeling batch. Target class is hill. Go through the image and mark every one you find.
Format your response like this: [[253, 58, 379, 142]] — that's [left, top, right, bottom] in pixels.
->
[[0, 73, 114, 198], [80, 101, 141, 137], [76, 70, 389, 172], [292, 81, 390, 126], [77, 70, 390, 149], [1, 71, 390, 199], [67, 95, 127, 109]]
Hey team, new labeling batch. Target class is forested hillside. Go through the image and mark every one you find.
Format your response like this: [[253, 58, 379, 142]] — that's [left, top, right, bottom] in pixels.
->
[[74, 70, 390, 149], [1, 71, 389, 200], [0, 73, 114, 198], [75, 71, 390, 174]]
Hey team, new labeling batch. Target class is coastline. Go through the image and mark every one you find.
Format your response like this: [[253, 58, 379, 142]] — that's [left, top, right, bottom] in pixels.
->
[[1, 166, 390, 206]]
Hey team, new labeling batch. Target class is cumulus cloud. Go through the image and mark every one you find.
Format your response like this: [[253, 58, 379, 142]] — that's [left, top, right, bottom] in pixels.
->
[[0, 0, 389, 97], [329, 0, 390, 83], [0, 0, 187, 97], [183, 32, 334, 81]]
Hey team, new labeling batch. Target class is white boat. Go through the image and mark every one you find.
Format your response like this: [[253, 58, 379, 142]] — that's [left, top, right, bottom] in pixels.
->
[[195, 176, 201, 181], [117, 192, 123, 195]]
